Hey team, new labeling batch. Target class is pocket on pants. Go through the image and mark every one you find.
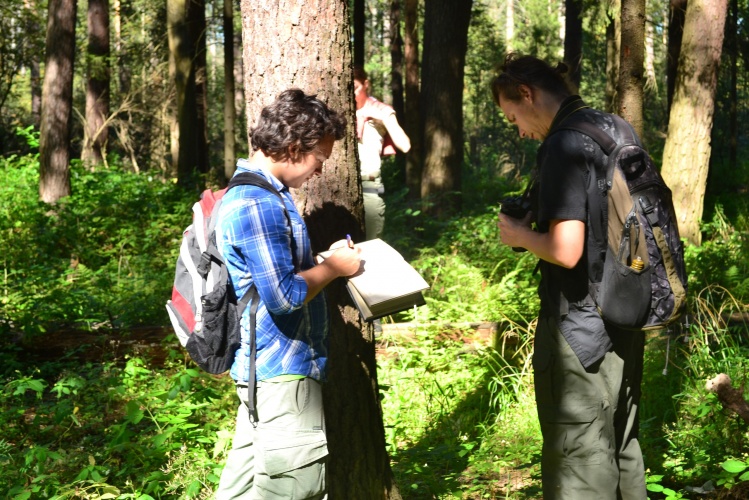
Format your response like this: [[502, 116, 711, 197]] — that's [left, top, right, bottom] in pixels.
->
[[538, 399, 603, 465], [257, 427, 328, 477]]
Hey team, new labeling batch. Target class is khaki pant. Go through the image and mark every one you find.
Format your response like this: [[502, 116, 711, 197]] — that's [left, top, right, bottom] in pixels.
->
[[363, 191, 385, 241], [216, 378, 328, 500], [533, 315, 646, 500]]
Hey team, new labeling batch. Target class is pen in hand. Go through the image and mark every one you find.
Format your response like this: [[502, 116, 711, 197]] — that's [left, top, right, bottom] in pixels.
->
[[346, 234, 354, 249]]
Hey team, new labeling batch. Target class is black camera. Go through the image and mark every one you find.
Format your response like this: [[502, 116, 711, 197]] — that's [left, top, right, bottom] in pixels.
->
[[499, 195, 533, 253], [499, 195, 532, 220]]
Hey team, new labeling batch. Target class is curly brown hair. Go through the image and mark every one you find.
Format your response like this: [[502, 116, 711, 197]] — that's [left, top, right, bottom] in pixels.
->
[[250, 89, 346, 159]]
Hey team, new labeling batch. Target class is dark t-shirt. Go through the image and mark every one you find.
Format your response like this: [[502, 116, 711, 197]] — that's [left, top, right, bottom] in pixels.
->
[[534, 96, 632, 367], [536, 128, 592, 308]]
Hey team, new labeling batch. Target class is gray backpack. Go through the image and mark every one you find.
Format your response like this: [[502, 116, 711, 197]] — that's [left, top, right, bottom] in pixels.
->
[[556, 114, 688, 330]]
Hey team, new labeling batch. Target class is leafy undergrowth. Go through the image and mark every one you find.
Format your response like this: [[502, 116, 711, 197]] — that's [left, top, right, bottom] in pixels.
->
[[376, 322, 543, 499]]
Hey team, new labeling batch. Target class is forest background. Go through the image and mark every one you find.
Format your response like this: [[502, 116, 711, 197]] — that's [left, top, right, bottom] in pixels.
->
[[1, 0, 749, 498]]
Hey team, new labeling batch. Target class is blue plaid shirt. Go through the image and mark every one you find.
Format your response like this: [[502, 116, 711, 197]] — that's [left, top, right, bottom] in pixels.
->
[[216, 163, 328, 383]]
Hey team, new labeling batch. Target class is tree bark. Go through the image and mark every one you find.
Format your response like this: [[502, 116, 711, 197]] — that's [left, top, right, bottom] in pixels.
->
[[403, 0, 421, 199], [389, 0, 406, 185], [564, 0, 583, 89], [83, 0, 110, 167], [667, 0, 687, 118], [420, 0, 473, 217], [617, 0, 645, 137], [167, 0, 209, 187], [661, 0, 727, 246], [239, 1, 401, 497], [39, 0, 77, 203], [223, 0, 236, 182]]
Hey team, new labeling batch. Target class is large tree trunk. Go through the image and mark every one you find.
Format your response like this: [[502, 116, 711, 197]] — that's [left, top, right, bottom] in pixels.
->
[[239, 1, 401, 498], [420, 0, 472, 217], [667, 0, 687, 118], [617, 0, 645, 137], [403, 0, 421, 199], [389, 0, 406, 185], [223, 0, 236, 183], [605, 0, 621, 113], [167, 0, 209, 187], [82, 0, 110, 168], [661, 0, 727, 246], [564, 0, 583, 89], [39, 0, 77, 204]]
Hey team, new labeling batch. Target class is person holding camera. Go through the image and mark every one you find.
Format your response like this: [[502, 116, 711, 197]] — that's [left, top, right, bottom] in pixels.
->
[[493, 53, 647, 500]]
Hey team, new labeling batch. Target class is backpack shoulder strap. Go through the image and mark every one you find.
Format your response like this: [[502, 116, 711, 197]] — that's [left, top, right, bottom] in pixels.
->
[[548, 114, 626, 285], [556, 118, 618, 154], [226, 170, 298, 272]]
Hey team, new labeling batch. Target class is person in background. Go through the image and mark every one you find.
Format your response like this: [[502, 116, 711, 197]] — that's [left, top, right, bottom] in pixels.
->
[[354, 65, 411, 241], [215, 88, 362, 499], [493, 53, 647, 500]]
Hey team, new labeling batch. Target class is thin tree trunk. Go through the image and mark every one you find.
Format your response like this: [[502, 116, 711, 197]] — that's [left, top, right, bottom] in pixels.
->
[[728, 0, 737, 170], [390, 0, 406, 185], [167, 0, 209, 186], [420, 0, 473, 217], [661, 0, 727, 245], [39, 0, 77, 203], [617, 0, 645, 137], [25, 0, 42, 127], [667, 0, 687, 118], [605, 0, 621, 113], [83, 0, 110, 167], [353, 0, 365, 67], [564, 0, 583, 89], [31, 59, 42, 127], [233, 0, 244, 149], [404, 0, 421, 199], [239, 0, 401, 497], [223, 0, 236, 182], [506, 0, 514, 52], [644, 13, 657, 94]]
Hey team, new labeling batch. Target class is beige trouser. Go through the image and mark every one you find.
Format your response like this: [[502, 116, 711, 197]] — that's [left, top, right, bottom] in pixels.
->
[[216, 378, 328, 500]]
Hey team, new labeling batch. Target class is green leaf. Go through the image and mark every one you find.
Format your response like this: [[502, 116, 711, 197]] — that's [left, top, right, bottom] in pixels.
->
[[722, 459, 748, 474], [647, 484, 664, 492]]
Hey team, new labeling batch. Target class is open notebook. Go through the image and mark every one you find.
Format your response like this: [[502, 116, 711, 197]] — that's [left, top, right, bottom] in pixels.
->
[[318, 238, 429, 321]]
